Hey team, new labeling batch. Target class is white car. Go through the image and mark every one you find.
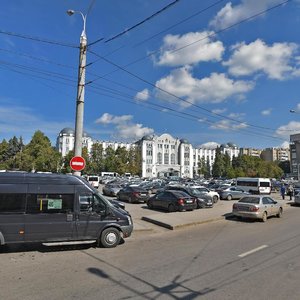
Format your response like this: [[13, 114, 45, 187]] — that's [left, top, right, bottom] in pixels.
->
[[190, 186, 219, 203]]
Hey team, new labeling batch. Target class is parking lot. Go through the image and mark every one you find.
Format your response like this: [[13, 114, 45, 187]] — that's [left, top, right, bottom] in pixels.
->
[[104, 189, 295, 231]]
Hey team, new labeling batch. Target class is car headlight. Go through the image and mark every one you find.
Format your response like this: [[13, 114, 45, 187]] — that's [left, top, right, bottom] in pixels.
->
[[127, 215, 132, 225]]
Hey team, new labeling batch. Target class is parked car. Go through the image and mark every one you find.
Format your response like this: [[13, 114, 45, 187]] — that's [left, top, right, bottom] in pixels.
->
[[102, 184, 123, 197], [117, 186, 150, 203], [86, 175, 100, 189], [165, 186, 213, 208], [219, 186, 249, 200], [190, 186, 220, 203], [147, 190, 196, 212], [232, 195, 283, 222]]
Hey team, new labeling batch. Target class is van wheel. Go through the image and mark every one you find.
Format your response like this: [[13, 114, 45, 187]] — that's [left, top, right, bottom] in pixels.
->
[[99, 228, 121, 248]]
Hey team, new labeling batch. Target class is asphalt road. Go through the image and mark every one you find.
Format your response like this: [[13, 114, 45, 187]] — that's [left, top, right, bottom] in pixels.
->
[[1, 204, 300, 300]]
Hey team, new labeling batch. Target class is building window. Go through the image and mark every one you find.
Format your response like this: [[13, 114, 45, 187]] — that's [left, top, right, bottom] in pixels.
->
[[171, 153, 176, 165], [157, 152, 162, 164], [164, 153, 169, 164]]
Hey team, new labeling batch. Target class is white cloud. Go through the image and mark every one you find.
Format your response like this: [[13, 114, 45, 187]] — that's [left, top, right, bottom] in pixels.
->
[[261, 108, 272, 115], [198, 142, 220, 149], [134, 88, 150, 101], [210, 119, 248, 131], [115, 123, 154, 140], [276, 121, 300, 139], [210, 0, 286, 30], [155, 67, 254, 106], [223, 39, 297, 80], [95, 113, 132, 125], [212, 108, 227, 114], [95, 113, 154, 140], [280, 141, 290, 149], [155, 31, 224, 66]]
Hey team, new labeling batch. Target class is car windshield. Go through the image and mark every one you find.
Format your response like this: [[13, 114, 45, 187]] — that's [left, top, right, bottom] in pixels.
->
[[188, 188, 202, 196], [238, 197, 260, 204]]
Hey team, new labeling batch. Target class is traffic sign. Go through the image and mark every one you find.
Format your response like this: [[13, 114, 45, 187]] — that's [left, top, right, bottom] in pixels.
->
[[70, 156, 86, 171]]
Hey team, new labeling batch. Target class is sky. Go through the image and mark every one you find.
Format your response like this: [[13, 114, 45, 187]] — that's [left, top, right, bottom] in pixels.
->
[[1, 0, 300, 150]]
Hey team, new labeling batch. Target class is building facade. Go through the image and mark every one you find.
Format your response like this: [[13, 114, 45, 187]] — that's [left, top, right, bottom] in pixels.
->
[[261, 147, 290, 162], [56, 128, 93, 157], [136, 133, 193, 178], [240, 147, 262, 158], [290, 134, 300, 179]]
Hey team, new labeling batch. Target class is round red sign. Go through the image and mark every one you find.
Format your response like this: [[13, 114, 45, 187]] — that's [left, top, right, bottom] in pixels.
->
[[70, 156, 86, 171]]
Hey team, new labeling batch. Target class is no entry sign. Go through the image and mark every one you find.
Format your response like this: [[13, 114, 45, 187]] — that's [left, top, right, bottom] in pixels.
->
[[70, 156, 86, 171]]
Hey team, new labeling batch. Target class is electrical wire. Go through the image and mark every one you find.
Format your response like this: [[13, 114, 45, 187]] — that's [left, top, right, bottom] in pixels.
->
[[103, 0, 181, 43], [0, 29, 78, 48]]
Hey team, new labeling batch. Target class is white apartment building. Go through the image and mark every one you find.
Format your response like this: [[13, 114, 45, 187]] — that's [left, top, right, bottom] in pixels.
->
[[56, 128, 241, 178], [136, 133, 193, 178], [56, 128, 93, 157]]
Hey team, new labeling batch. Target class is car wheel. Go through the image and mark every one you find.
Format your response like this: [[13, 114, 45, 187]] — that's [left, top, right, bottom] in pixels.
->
[[277, 208, 283, 218], [227, 195, 232, 201], [147, 201, 153, 209], [212, 195, 219, 203], [168, 204, 176, 212], [262, 212, 267, 222], [99, 227, 121, 248]]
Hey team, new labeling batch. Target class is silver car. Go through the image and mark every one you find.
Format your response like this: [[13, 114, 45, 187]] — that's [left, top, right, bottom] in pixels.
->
[[219, 186, 249, 200], [232, 195, 283, 222]]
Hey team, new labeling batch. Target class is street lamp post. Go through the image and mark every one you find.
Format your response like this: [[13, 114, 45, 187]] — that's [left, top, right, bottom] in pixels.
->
[[67, 9, 87, 176]]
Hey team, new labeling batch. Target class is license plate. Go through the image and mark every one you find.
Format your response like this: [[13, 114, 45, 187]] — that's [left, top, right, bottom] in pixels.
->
[[186, 200, 193, 203], [141, 193, 146, 196]]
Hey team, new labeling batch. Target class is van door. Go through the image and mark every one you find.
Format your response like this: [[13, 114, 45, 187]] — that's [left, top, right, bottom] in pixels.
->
[[0, 185, 27, 244], [75, 192, 107, 240], [24, 184, 75, 242]]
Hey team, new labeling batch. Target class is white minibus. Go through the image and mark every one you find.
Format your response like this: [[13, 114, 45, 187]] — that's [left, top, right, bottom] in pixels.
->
[[236, 177, 271, 194]]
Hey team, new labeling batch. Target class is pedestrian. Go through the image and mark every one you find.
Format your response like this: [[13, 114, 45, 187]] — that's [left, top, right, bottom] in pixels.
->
[[280, 184, 286, 200], [287, 184, 294, 201]]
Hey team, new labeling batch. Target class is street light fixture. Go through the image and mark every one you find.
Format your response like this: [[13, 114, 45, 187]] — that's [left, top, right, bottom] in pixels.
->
[[67, 9, 88, 176]]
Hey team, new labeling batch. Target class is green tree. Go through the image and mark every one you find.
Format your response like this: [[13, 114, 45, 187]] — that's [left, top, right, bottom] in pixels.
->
[[127, 146, 142, 176], [0, 139, 9, 169], [19, 130, 62, 172], [89, 143, 105, 174], [212, 147, 225, 178]]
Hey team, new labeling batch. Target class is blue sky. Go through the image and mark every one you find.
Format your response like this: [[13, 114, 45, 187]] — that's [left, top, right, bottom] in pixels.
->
[[1, 0, 300, 149]]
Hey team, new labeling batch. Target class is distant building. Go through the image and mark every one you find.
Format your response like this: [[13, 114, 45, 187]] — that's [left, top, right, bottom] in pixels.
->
[[219, 143, 240, 160], [56, 128, 246, 178], [136, 133, 193, 178], [261, 147, 290, 162], [290, 134, 300, 179], [56, 128, 93, 157], [240, 147, 262, 158]]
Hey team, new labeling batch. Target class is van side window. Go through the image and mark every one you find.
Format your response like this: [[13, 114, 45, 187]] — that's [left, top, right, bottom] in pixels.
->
[[0, 194, 26, 213], [79, 194, 93, 212], [26, 194, 74, 214], [79, 194, 106, 213]]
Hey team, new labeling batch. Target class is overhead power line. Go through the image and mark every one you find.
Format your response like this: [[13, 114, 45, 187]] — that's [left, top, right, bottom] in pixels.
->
[[103, 0, 181, 43], [88, 49, 295, 134], [0, 29, 78, 48], [133, 0, 226, 47]]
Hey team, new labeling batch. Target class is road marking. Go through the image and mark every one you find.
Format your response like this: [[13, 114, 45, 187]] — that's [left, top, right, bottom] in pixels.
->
[[238, 245, 268, 258]]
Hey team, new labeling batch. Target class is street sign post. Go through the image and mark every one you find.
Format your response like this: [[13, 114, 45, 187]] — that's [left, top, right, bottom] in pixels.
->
[[70, 156, 86, 172]]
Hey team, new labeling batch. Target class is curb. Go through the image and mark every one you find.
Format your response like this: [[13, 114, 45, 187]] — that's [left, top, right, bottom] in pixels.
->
[[141, 215, 225, 230]]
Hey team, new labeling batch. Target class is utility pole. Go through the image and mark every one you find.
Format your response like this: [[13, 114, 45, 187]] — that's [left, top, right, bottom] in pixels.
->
[[67, 10, 87, 176]]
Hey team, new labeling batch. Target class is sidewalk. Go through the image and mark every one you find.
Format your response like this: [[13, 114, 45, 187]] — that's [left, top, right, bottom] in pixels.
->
[[131, 193, 293, 231]]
